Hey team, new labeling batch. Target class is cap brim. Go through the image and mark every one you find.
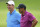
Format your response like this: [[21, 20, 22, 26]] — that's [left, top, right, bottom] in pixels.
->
[[6, 3, 8, 4]]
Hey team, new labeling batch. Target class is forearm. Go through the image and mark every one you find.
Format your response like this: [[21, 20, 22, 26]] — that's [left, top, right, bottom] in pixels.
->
[[31, 21, 38, 27]]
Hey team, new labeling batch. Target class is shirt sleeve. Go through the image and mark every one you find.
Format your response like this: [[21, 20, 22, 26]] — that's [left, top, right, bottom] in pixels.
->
[[17, 14, 21, 22], [6, 13, 8, 22], [6, 12, 9, 22], [28, 13, 35, 22], [16, 13, 21, 22]]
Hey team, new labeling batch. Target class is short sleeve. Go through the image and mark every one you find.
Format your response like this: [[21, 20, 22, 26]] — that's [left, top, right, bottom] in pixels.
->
[[16, 13, 21, 22], [17, 14, 21, 22], [28, 13, 35, 22]]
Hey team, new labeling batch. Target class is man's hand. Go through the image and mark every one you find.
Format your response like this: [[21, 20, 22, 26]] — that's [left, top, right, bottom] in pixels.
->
[[31, 18, 38, 27]]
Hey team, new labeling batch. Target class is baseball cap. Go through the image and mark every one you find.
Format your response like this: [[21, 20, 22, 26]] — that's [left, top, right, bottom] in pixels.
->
[[6, 0, 15, 5], [16, 4, 26, 9]]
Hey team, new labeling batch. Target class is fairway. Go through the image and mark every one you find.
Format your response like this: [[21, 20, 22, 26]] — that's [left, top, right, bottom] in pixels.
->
[[0, 0, 40, 27]]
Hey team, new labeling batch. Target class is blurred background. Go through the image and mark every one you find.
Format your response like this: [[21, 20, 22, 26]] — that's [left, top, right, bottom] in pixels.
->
[[0, 0, 40, 27]]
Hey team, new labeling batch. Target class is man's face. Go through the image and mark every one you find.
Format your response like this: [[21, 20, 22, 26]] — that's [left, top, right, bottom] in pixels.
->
[[19, 8, 24, 14], [7, 4, 14, 11]]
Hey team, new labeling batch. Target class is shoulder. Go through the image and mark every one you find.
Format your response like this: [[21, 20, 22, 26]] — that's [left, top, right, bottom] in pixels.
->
[[15, 11, 21, 16], [14, 11, 21, 18], [26, 11, 33, 16]]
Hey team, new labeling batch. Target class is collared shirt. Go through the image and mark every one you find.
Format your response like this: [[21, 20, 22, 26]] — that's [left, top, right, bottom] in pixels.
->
[[7, 10, 21, 27], [20, 11, 35, 27]]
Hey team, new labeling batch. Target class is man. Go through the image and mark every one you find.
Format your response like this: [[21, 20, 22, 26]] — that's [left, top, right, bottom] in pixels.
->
[[6, 0, 21, 27], [17, 4, 38, 27]]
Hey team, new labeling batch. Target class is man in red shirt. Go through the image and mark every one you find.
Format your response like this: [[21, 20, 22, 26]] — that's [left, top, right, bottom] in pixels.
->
[[17, 4, 38, 27]]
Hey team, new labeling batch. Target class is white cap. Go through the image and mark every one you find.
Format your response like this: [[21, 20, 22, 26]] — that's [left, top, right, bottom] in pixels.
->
[[6, 0, 15, 5]]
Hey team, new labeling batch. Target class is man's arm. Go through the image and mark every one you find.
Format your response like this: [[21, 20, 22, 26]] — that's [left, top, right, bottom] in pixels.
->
[[31, 18, 38, 27], [16, 13, 21, 22]]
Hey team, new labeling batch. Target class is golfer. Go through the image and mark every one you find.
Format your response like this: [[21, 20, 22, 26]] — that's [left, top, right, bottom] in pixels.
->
[[17, 4, 38, 27], [6, 0, 21, 27]]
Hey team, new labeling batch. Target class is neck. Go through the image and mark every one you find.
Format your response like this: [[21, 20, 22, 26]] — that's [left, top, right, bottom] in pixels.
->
[[10, 9, 14, 14], [22, 10, 26, 15]]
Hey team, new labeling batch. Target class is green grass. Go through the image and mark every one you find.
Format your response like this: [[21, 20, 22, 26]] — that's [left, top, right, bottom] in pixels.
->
[[0, 0, 40, 27]]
